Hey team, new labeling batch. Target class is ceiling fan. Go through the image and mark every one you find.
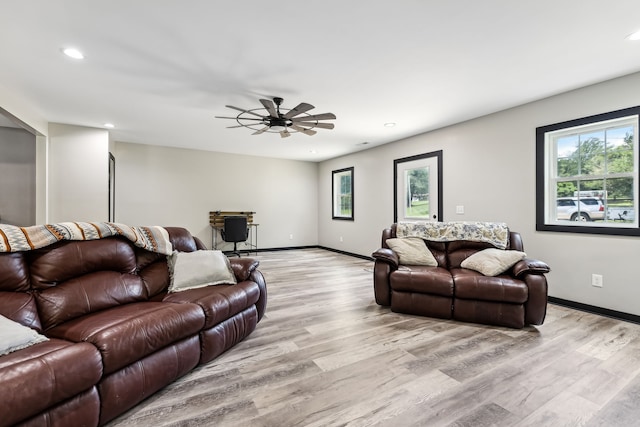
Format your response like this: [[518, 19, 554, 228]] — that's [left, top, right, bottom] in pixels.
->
[[215, 97, 336, 138]]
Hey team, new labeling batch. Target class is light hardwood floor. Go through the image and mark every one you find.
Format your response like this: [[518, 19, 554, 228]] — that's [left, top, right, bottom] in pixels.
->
[[109, 249, 640, 427]]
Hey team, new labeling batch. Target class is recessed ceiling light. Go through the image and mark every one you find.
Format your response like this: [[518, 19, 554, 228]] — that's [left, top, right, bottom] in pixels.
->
[[384, 122, 396, 128], [62, 47, 84, 59], [104, 123, 115, 129], [627, 30, 640, 41], [309, 149, 318, 154]]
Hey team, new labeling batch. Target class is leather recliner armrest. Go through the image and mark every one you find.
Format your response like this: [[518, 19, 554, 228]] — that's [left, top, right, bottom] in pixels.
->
[[229, 258, 260, 282], [372, 248, 399, 269], [513, 257, 550, 277]]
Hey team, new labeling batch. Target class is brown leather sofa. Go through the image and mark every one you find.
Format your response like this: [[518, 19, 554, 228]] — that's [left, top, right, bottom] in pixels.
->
[[372, 224, 550, 329], [0, 227, 266, 427]]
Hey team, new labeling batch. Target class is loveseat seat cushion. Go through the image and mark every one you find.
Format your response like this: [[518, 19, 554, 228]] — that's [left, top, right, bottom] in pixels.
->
[[46, 302, 204, 374], [390, 266, 454, 297], [0, 339, 102, 427], [163, 281, 260, 329], [451, 268, 528, 303]]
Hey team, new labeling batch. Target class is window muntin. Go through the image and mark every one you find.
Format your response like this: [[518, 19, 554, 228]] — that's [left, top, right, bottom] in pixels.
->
[[537, 106, 640, 235]]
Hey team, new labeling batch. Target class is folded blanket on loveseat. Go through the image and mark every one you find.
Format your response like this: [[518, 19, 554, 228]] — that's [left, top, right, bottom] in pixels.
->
[[396, 221, 509, 249]]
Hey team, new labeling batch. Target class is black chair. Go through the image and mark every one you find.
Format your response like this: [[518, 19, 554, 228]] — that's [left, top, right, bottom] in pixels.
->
[[221, 216, 249, 257]]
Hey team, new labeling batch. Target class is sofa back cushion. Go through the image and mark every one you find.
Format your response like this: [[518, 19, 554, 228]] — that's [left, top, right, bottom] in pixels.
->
[[447, 240, 496, 269], [0, 253, 30, 292], [0, 253, 42, 331], [448, 232, 522, 268], [425, 241, 447, 267], [29, 238, 147, 330]]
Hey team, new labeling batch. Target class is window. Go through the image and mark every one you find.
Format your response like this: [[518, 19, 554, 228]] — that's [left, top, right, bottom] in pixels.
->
[[332, 167, 354, 220], [536, 106, 640, 235], [394, 151, 442, 223]]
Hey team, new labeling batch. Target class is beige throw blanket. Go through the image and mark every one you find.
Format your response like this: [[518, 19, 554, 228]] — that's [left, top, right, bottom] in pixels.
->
[[396, 221, 509, 249], [0, 222, 173, 255]]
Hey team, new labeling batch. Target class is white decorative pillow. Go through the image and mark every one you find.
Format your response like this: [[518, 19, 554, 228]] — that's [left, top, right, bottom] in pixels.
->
[[168, 250, 237, 292], [386, 237, 438, 266], [0, 315, 48, 356], [461, 248, 526, 276]]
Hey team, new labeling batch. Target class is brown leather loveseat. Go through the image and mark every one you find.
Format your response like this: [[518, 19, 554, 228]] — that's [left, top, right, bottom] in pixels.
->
[[372, 222, 550, 329], [0, 224, 266, 426]]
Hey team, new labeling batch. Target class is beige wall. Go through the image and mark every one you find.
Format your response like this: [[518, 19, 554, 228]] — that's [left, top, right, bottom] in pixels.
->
[[4, 68, 640, 316], [113, 142, 319, 250], [319, 71, 640, 316], [0, 127, 36, 225], [48, 123, 109, 222]]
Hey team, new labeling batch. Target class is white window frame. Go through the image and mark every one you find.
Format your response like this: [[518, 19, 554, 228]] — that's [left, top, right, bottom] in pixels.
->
[[536, 106, 640, 236]]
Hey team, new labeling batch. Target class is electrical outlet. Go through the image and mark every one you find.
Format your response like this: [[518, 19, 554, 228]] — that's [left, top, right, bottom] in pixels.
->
[[456, 205, 464, 214], [289, 234, 293, 240], [592, 274, 603, 288], [339, 236, 343, 242]]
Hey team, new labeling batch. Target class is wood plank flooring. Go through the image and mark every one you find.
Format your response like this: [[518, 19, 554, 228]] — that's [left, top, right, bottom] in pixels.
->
[[108, 248, 640, 427]]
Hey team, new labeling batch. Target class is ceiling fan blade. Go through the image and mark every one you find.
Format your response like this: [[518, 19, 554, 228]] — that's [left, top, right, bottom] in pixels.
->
[[215, 116, 264, 121], [290, 124, 317, 136], [283, 103, 314, 119], [292, 122, 335, 130], [225, 105, 266, 118], [252, 126, 269, 135], [280, 130, 291, 138], [260, 99, 279, 118], [291, 112, 336, 122]]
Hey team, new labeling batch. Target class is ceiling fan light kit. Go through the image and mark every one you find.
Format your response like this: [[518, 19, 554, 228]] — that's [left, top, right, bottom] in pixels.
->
[[215, 97, 336, 138]]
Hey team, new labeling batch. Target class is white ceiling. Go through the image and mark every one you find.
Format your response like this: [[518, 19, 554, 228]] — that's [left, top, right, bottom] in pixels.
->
[[1, 1, 640, 162]]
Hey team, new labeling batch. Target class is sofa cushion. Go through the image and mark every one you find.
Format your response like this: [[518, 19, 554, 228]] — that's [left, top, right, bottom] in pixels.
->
[[46, 302, 205, 374], [390, 265, 454, 296], [30, 238, 148, 330], [0, 314, 48, 356], [164, 281, 261, 328], [0, 339, 102, 426], [0, 291, 43, 332], [98, 335, 200, 425], [460, 248, 526, 276], [452, 268, 528, 303], [386, 237, 437, 266], [0, 252, 29, 292], [168, 250, 237, 292]]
